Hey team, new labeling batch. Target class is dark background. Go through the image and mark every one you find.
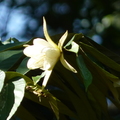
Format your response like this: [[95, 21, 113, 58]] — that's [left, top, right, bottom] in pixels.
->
[[0, 0, 120, 55]]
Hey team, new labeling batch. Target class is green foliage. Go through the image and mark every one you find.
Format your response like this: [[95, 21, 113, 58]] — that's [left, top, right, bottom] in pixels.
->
[[0, 33, 120, 120], [0, 71, 26, 120]]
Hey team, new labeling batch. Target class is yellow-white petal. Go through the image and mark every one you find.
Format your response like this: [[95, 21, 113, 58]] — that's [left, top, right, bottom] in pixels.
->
[[43, 48, 60, 70], [23, 46, 42, 58], [58, 31, 68, 51], [33, 38, 53, 48], [27, 57, 44, 69], [43, 17, 58, 49], [42, 70, 52, 87], [60, 54, 77, 73], [26, 46, 60, 70]]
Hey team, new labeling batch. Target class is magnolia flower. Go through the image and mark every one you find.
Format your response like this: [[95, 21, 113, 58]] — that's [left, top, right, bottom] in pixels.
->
[[23, 17, 77, 89]]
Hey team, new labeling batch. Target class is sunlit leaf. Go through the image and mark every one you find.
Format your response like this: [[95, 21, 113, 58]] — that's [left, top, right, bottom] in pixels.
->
[[0, 78, 26, 120], [0, 70, 5, 92], [64, 34, 80, 54], [32, 71, 46, 85], [5, 71, 33, 84]]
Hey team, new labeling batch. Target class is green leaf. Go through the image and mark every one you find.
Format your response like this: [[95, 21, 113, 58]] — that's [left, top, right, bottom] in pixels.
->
[[15, 105, 37, 120], [64, 38, 79, 54], [81, 52, 120, 102], [50, 69, 97, 120], [0, 50, 23, 71], [79, 42, 120, 72], [0, 78, 26, 120], [25, 87, 78, 119], [16, 57, 29, 74], [5, 71, 33, 84], [57, 80, 97, 120], [0, 70, 5, 92], [0, 42, 26, 52], [77, 55, 93, 90], [2, 38, 19, 45], [0, 37, 34, 52], [48, 95, 59, 120], [32, 71, 46, 85], [83, 36, 120, 64], [88, 84, 111, 119]]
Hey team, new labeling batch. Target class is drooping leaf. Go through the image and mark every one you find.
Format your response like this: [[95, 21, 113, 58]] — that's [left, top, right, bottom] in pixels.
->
[[82, 36, 120, 64], [79, 42, 120, 72], [25, 86, 78, 119], [88, 84, 111, 120], [49, 68, 97, 120], [48, 95, 59, 120], [57, 79, 97, 120], [80, 50, 120, 103], [77, 55, 93, 90]]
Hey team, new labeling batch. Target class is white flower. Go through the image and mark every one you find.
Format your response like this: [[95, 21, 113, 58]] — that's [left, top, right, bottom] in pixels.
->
[[23, 17, 77, 88], [23, 38, 60, 70]]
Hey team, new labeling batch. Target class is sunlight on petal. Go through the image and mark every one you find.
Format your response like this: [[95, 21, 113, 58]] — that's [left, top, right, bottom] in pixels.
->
[[43, 48, 60, 70], [27, 58, 44, 69], [58, 30, 68, 51], [43, 17, 58, 49], [60, 54, 77, 73], [23, 46, 39, 57], [33, 38, 53, 48], [42, 70, 52, 87]]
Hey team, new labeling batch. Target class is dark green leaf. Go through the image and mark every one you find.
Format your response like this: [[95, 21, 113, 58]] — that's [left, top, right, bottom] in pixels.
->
[[0, 42, 26, 52], [48, 95, 59, 120], [79, 42, 120, 72], [77, 55, 93, 90], [15, 105, 37, 120], [16, 57, 29, 74], [0, 50, 23, 71]]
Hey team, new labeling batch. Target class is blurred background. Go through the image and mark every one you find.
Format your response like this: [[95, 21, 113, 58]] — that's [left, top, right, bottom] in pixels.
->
[[0, 0, 120, 55]]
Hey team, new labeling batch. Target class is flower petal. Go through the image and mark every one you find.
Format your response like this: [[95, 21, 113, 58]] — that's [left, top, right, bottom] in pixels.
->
[[43, 48, 60, 70], [23, 46, 38, 57], [33, 38, 53, 48], [23, 45, 46, 58], [27, 57, 44, 69], [43, 17, 58, 49], [42, 70, 52, 87], [58, 31, 68, 51], [60, 54, 77, 73]]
